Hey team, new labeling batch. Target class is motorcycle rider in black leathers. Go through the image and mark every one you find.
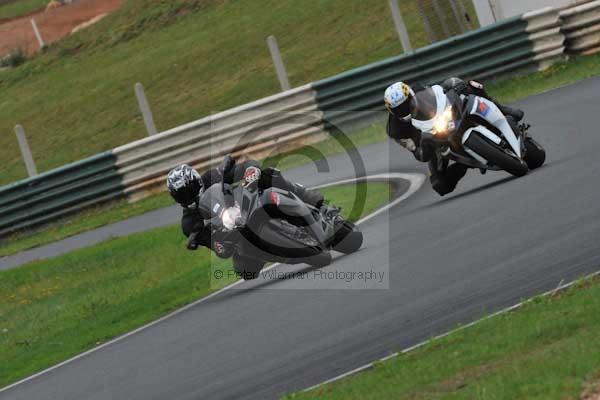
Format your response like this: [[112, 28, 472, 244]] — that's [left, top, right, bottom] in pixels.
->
[[384, 77, 524, 196], [166, 157, 324, 258]]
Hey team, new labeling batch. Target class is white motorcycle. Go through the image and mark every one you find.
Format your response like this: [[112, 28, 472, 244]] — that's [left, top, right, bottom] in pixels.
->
[[411, 85, 546, 177]]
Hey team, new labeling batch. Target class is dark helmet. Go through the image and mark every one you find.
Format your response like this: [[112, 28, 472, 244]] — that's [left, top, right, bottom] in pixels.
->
[[384, 82, 416, 120], [442, 77, 468, 93], [166, 164, 203, 207]]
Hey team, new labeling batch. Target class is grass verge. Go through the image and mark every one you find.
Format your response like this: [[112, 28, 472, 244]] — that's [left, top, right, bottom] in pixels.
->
[[0, 0, 46, 21], [487, 53, 600, 104], [288, 275, 600, 400], [0, 181, 392, 388]]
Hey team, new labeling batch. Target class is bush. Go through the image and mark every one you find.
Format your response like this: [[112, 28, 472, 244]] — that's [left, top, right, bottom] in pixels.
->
[[0, 47, 26, 68]]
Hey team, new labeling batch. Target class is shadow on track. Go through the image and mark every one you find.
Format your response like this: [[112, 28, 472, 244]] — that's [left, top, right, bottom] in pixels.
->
[[443, 176, 518, 203], [220, 250, 366, 297], [410, 176, 517, 214]]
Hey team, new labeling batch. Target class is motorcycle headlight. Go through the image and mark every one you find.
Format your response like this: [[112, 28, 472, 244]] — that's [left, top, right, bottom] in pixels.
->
[[432, 107, 455, 136], [221, 207, 241, 230]]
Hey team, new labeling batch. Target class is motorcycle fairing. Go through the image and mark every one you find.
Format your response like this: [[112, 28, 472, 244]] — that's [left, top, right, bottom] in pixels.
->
[[464, 96, 522, 158], [199, 181, 337, 264], [258, 187, 328, 245], [461, 125, 501, 164], [239, 187, 327, 260]]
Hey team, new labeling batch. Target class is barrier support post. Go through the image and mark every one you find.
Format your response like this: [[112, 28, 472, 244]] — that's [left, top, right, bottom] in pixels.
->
[[14, 124, 38, 177]]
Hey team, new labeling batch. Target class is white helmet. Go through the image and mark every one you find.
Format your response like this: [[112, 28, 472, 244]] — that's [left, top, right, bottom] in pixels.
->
[[384, 82, 415, 120]]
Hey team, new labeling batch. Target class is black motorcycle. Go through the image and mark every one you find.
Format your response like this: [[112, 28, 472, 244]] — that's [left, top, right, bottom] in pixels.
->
[[195, 161, 363, 279]]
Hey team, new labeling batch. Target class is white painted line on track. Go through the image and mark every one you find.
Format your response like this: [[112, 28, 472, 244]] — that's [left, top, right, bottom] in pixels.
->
[[0, 172, 425, 394], [302, 269, 600, 393]]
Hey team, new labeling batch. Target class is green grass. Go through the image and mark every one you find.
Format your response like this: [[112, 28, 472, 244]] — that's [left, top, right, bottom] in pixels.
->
[[0, 182, 391, 388], [0, 0, 47, 21], [0, 0, 477, 186], [288, 275, 600, 400], [320, 182, 392, 223], [487, 53, 600, 104]]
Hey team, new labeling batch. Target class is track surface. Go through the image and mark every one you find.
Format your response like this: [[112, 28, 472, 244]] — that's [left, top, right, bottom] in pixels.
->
[[0, 205, 182, 271], [3, 78, 600, 399]]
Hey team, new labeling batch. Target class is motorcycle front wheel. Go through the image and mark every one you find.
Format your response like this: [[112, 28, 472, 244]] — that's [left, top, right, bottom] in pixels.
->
[[464, 133, 528, 177], [524, 137, 546, 170]]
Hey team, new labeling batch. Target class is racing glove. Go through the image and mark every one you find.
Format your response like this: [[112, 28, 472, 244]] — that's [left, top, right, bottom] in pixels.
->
[[186, 228, 211, 251], [217, 155, 237, 184], [212, 240, 235, 259]]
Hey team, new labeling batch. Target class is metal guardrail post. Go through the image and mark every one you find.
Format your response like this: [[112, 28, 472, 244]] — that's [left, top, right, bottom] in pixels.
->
[[30, 18, 45, 49], [388, 0, 413, 53], [267, 35, 291, 92], [431, 0, 451, 37], [489, 0, 504, 23], [134, 83, 158, 137], [14, 125, 38, 178], [449, 0, 467, 32], [456, 0, 473, 29], [416, 0, 437, 42]]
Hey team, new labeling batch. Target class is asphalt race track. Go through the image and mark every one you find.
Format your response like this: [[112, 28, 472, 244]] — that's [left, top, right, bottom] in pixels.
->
[[2, 78, 600, 399], [0, 205, 182, 271]]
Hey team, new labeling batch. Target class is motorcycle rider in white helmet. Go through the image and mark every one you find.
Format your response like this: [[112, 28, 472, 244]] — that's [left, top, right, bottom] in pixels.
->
[[384, 78, 524, 195]]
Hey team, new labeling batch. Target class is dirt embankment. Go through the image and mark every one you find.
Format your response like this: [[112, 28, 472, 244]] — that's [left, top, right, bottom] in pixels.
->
[[0, 0, 121, 57]]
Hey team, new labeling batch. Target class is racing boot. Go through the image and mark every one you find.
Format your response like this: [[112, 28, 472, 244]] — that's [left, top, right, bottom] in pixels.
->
[[466, 81, 524, 122], [430, 163, 468, 196], [497, 104, 524, 122], [261, 167, 324, 208], [291, 183, 324, 209]]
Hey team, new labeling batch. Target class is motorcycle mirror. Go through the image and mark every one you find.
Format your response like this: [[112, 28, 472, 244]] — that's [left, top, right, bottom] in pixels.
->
[[220, 155, 235, 175]]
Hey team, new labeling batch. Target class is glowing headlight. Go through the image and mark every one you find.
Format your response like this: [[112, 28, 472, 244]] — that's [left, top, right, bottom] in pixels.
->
[[432, 107, 454, 136], [221, 207, 241, 230]]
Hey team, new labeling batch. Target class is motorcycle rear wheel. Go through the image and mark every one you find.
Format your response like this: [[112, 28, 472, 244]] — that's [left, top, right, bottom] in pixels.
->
[[332, 221, 363, 254], [465, 133, 528, 177], [307, 251, 332, 268], [233, 254, 264, 280]]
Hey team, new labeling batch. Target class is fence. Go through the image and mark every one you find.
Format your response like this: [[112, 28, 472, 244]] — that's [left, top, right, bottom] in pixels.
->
[[560, 0, 600, 54], [112, 86, 327, 201], [0, 152, 122, 235], [0, 87, 327, 236], [2, 1, 600, 236]]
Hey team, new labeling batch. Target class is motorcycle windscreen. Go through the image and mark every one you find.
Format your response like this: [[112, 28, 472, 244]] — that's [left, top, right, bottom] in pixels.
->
[[197, 183, 226, 219], [410, 85, 449, 133]]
